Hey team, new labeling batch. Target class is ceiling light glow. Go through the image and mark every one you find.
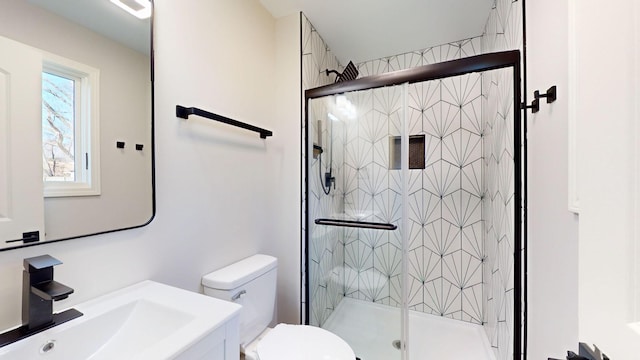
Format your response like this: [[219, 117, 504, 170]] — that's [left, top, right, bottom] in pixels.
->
[[110, 0, 151, 19], [335, 95, 356, 119]]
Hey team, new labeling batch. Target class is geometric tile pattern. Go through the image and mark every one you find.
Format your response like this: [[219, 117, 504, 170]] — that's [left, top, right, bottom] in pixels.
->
[[482, 66, 516, 360], [360, 78, 483, 325], [481, 1, 522, 359], [307, 95, 347, 327], [356, 42, 485, 326], [340, 86, 404, 309], [358, 38, 482, 77], [303, 4, 523, 359], [306, 34, 491, 327], [301, 13, 345, 327]]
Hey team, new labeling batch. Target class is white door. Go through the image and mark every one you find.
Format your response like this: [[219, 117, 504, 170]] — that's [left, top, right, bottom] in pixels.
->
[[0, 35, 44, 246]]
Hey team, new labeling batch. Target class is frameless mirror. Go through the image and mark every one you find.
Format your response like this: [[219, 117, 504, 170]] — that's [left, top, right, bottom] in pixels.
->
[[0, 0, 153, 249]]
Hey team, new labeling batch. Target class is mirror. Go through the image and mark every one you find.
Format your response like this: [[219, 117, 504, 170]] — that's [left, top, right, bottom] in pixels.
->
[[0, 0, 153, 249]]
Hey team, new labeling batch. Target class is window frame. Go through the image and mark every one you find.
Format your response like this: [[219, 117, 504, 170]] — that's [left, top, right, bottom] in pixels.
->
[[42, 52, 100, 197]]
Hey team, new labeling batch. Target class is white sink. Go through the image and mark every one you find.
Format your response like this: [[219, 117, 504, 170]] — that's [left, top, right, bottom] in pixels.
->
[[0, 280, 241, 360]]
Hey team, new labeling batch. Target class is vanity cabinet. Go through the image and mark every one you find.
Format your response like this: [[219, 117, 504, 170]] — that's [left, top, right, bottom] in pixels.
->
[[175, 316, 240, 360]]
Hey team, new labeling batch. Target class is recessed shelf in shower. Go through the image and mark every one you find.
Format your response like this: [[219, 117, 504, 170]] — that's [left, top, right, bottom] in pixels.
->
[[389, 135, 426, 170]]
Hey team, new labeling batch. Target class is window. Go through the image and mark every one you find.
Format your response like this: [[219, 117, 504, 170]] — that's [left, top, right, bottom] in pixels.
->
[[42, 72, 75, 181], [42, 53, 100, 197]]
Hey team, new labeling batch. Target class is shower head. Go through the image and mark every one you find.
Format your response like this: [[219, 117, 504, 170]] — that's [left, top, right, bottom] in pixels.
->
[[338, 61, 358, 82], [325, 61, 359, 83]]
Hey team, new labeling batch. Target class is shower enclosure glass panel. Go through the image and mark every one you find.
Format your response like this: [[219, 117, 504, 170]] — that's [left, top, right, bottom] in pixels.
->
[[306, 54, 520, 360], [308, 84, 407, 360], [402, 68, 516, 360]]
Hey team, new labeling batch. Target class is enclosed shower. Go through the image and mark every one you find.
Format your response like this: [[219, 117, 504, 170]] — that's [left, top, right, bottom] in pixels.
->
[[304, 52, 522, 360]]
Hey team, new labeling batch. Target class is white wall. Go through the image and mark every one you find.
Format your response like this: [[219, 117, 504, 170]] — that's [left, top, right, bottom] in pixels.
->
[[525, 0, 580, 358], [271, 12, 302, 324], [0, 0, 302, 331], [574, 0, 640, 358], [527, 0, 640, 358]]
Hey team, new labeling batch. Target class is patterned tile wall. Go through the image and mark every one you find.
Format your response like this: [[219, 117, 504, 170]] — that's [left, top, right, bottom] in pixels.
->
[[340, 86, 405, 309], [481, 1, 522, 359], [301, 13, 344, 326], [482, 67, 516, 360], [358, 38, 482, 77], [306, 34, 491, 327], [307, 95, 348, 326], [303, 3, 523, 358], [352, 40, 486, 325]]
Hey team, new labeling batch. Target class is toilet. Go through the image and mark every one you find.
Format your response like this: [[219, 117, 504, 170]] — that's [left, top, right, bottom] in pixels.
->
[[202, 254, 355, 360]]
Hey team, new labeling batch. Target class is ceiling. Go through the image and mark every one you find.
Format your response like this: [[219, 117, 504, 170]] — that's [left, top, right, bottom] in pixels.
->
[[260, 0, 494, 64], [28, 0, 150, 55], [27, 0, 492, 63]]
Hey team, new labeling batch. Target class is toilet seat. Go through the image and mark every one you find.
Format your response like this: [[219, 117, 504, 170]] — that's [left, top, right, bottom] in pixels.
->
[[254, 324, 355, 360]]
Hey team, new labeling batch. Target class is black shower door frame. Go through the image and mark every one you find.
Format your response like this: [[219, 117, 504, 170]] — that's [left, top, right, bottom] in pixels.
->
[[303, 50, 524, 359]]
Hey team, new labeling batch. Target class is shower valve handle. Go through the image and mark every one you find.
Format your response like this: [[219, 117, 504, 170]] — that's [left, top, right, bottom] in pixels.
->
[[325, 172, 335, 189]]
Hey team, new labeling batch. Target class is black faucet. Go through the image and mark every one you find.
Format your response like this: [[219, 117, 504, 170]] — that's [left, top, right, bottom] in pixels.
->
[[22, 255, 75, 330], [0, 255, 83, 348]]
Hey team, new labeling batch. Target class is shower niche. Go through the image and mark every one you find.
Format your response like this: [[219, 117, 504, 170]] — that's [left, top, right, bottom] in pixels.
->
[[305, 52, 523, 360], [389, 135, 426, 170]]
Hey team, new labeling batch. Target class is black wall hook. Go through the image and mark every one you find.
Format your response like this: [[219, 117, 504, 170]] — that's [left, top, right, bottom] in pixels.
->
[[535, 85, 557, 104], [521, 98, 540, 113], [522, 85, 557, 113]]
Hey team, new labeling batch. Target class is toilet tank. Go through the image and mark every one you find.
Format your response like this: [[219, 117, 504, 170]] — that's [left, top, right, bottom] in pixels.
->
[[201, 254, 277, 348]]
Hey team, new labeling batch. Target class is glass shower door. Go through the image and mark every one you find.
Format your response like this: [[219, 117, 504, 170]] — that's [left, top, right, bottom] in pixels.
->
[[307, 83, 408, 360], [305, 51, 522, 360], [403, 67, 518, 360]]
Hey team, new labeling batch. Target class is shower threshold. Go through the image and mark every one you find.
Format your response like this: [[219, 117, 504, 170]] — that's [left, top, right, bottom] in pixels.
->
[[321, 298, 496, 360]]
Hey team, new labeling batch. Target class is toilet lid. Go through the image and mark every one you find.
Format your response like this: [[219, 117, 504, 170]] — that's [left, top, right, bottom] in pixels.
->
[[256, 324, 355, 360]]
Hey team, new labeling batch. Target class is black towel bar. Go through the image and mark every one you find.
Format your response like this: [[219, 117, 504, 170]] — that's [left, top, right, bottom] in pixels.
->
[[314, 218, 397, 230], [176, 105, 273, 139]]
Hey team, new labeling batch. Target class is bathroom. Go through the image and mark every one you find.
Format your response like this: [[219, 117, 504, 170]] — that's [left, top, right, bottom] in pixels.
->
[[0, 0, 639, 359]]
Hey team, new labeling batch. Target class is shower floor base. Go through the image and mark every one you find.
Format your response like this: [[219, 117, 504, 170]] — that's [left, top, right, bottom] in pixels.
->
[[322, 298, 496, 360]]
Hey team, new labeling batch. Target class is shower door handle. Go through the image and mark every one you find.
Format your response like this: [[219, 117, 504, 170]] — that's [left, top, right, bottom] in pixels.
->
[[315, 218, 397, 230]]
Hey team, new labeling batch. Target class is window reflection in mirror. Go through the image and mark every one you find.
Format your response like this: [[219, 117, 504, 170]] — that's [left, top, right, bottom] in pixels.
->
[[42, 53, 101, 198], [42, 71, 78, 182], [0, 0, 153, 248]]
